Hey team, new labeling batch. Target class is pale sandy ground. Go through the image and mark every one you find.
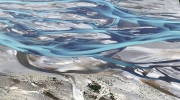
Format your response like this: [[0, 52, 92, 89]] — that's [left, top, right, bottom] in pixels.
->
[[116, 0, 180, 19], [0, 45, 179, 100]]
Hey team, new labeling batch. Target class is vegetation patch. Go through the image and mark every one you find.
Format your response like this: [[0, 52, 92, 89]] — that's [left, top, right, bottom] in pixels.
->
[[43, 91, 59, 100], [87, 82, 101, 93], [10, 78, 20, 84], [99, 97, 107, 100], [88, 95, 97, 99], [110, 93, 115, 100]]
